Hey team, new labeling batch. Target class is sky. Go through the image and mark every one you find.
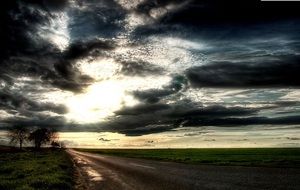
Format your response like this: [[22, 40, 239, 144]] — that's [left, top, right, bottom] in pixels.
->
[[0, 0, 300, 148]]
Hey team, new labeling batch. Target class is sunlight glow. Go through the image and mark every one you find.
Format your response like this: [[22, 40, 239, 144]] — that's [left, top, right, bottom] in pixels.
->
[[64, 76, 171, 124], [66, 81, 126, 123], [65, 53, 173, 124]]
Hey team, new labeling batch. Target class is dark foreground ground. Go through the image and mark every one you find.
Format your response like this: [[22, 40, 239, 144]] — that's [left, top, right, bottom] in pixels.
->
[[68, 149, 300, 190], [0, 147, 73, 190]]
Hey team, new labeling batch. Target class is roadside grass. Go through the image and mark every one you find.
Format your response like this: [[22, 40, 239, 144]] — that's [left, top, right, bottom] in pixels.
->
[[0, 149, 73, 190], [76, 148, 300, 168]]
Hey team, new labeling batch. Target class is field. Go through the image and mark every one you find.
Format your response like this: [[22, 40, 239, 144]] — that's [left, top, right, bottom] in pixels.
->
[[76, 148, 300, 168], [0, 148, 73, 190]]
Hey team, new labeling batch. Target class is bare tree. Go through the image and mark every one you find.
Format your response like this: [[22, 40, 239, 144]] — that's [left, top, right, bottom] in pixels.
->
[[28, 128, 58, 149], [7, 126, 29, 149], [51, 141, 60, 148]]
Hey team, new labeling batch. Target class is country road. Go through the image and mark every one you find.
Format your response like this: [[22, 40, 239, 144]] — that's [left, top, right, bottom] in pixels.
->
[[67, 149, 300, 190]]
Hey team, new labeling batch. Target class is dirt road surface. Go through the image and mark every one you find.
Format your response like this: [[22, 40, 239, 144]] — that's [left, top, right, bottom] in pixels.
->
[[67, 149, 300, 190]]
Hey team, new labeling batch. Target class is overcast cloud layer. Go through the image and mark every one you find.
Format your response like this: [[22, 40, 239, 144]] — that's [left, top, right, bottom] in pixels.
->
[[0, 0, 300, 144]]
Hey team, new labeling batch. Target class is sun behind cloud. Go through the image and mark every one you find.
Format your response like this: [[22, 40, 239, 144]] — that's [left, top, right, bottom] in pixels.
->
[[66, 80, 127, 124]]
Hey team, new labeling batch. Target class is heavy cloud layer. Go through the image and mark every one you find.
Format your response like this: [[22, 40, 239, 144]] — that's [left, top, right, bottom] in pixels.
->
[[0, 0, 300, 137]]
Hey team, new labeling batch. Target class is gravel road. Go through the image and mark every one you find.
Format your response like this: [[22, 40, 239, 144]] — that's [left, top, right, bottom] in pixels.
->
[[67, 149, 300, 190]]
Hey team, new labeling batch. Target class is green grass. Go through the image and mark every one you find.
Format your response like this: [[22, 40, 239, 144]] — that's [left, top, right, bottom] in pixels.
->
[[76, 148, 300, 168], [0, 149, 73, 190]]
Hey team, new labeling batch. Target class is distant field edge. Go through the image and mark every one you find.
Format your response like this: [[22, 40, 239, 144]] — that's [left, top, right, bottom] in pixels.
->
[[74, 148, 300, 168]]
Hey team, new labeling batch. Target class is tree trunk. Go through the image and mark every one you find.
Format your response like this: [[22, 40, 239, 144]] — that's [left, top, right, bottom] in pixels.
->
[[19, 140, 23, 150], [35, 141, 41, 149]]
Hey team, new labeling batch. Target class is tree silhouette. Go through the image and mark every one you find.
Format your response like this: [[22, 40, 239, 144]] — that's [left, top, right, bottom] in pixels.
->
[[51, 141, 60, 148], [7, 126, 29, 149], [28, 128, 57, 149]]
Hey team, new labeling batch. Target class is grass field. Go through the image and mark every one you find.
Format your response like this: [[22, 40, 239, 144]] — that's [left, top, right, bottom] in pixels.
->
[[76, 148, 300, 168], [0, 149, 73, 190]]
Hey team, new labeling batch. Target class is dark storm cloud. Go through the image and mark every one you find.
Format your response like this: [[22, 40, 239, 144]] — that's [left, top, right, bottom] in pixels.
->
[[0, 92, 68, 130], [186, 55, 300, 88], [97, 99, 300, 136], [115, 103, 170, 116], [1, 114, 66, 129], [0, 0, 71, 60], [0, 90, 67, 115], [133, 75, 187, 103], [0, 0, 120, 93], [64, 39, 115, 60], [120, 124, 175, 136], [2, 56, 92, 93], [132, 0, 300, 39], [47, 77, 90, 93], [100, 103, 261, 136], [182, 115, 300, 127], [274, 101, 300, 108], [49, 40, 116, 91], [1, 41, 111, 94], [167, 105, 257, 118], [68, 0, 126, 40], [0, 0, 74, 91], [118, 60, 164, 76], [0, 74, 14, 89], [43, 0, 69, 11], [47, 39, 116, 92], [159, 0, 300, 26]]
